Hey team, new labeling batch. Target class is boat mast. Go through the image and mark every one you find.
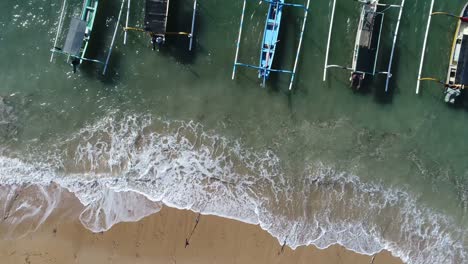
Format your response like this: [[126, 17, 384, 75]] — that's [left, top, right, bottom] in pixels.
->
[[103, 0, 125, 75], [124, 0, 131, 45]]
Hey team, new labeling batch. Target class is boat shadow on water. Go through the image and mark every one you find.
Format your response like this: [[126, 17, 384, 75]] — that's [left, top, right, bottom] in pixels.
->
[[358, 12, 400, 105], [267, 9, 299, 94], [79, 0, 123, 84], [159, 0, 202, 65]]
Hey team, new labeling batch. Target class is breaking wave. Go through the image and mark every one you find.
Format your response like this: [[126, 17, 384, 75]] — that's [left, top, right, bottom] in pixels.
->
[[0, 112, 466, 264]]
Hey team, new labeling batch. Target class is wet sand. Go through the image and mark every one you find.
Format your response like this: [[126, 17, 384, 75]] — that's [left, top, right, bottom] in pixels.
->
[[0, 204, 404, 264]]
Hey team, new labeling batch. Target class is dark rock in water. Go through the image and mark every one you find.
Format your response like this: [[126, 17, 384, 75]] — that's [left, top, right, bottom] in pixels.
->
[[0, 96, 18, 143]]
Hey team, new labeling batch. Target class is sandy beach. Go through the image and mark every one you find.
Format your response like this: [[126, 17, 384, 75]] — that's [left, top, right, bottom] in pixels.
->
[[0, 202, 403, 264]]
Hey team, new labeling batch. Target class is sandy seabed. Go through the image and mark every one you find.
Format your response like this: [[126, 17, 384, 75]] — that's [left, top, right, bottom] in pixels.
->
[[0, 201, 404, 264]]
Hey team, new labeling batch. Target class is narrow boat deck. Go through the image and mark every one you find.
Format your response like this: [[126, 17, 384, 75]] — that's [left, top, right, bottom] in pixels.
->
[[259, 0, 284, 78], [144, 0, 170, 35], [354, 3, 383, 74]]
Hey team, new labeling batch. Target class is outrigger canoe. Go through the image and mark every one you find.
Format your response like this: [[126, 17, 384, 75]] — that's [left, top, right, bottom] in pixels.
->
[[258, 0, 284, 81], [51, 0, 100, 72], [350, 1, 383, 89], [417, 2, 468, 103], [323, 0, 405, 92], [232, 0, 311, 90], [444, 3, 468, 103]]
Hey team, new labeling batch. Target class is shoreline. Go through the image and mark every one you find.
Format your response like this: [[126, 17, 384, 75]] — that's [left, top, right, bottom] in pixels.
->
[[0, 198, 404, 264]]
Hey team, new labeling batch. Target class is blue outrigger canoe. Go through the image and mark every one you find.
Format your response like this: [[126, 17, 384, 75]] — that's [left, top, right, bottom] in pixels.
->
[[259, 0, 284, 82], [232, 0, 311, 90]]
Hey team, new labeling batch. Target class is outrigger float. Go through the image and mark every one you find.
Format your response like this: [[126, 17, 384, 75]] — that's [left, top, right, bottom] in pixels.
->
[[417, 1, 468, 104], [231, 0, 311, 90], [123, 0, 197, 51], [323, 0, 405, 91], [50, 0, 125, 75]]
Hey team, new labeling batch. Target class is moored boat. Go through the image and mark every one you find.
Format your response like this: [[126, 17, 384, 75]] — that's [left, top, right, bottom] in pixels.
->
[[443, 3, 468, 103], [50, 0, 101, 73]]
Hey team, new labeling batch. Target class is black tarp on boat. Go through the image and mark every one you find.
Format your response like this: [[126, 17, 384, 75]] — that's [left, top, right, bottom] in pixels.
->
[[144, 0, 169, 35], [63, 18, 87, 56], [355, 9, 383, 74]]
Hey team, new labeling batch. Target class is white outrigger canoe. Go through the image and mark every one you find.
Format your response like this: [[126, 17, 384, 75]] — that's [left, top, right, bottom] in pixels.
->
[[417, 1, 468, 104], [323, 0, 405, 92], [443, 3, 468, 103]]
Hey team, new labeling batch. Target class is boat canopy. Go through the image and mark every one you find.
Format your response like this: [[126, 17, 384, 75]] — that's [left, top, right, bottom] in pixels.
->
[[63, 18, 87, 56], [144, 0, 169, 35]]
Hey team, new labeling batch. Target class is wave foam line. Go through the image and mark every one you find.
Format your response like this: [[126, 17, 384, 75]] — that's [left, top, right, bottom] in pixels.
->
[[0, 113, 466, 264]]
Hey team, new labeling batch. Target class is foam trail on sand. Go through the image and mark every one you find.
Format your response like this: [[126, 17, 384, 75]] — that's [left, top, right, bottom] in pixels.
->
[[0, 113, 466, 264]]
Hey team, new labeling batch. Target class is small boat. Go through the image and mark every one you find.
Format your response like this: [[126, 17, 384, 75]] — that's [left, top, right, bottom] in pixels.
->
[[443, 3, 468, 103], [50, 0, 101, 72], [232, 0, 311, 90], [258, 0, 284, 81], [124, 0, 197, 51], [416, 1, 468, 104], [323, 0, 405, 92]]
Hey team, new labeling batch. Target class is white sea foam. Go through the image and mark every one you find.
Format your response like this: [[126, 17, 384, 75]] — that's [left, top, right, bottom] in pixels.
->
[[0, 113, 466, 264]]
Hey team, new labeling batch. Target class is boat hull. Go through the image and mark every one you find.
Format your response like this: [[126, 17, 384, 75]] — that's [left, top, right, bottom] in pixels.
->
[[258, 0, 284, 79]]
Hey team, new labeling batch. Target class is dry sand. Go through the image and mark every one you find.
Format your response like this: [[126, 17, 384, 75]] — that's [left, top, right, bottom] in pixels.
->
[[0, 203, 404, 264]]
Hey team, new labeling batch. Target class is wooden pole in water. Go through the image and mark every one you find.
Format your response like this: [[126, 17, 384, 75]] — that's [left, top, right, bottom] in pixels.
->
[[103, 0, 125, 75], [189, 0, 197, 51], [232, 0, 247, 80], [50, 0, 67, 62], [384, 0, 405, 92], [416, 0, 435, 94], [322, 0, 337, 81], [288, 0, 311, 91], [124, 0, 131, 45]]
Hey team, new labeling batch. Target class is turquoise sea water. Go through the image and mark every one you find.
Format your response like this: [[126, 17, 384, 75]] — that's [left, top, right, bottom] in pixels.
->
[[0, 0, 467, 263]]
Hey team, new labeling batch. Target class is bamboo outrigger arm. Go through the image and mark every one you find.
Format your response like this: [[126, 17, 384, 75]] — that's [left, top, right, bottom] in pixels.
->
[[419, 77, 466, 89], [323, 0, 337, 81], [50, 0, 68, 62], [416, 0, 435, 94]]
